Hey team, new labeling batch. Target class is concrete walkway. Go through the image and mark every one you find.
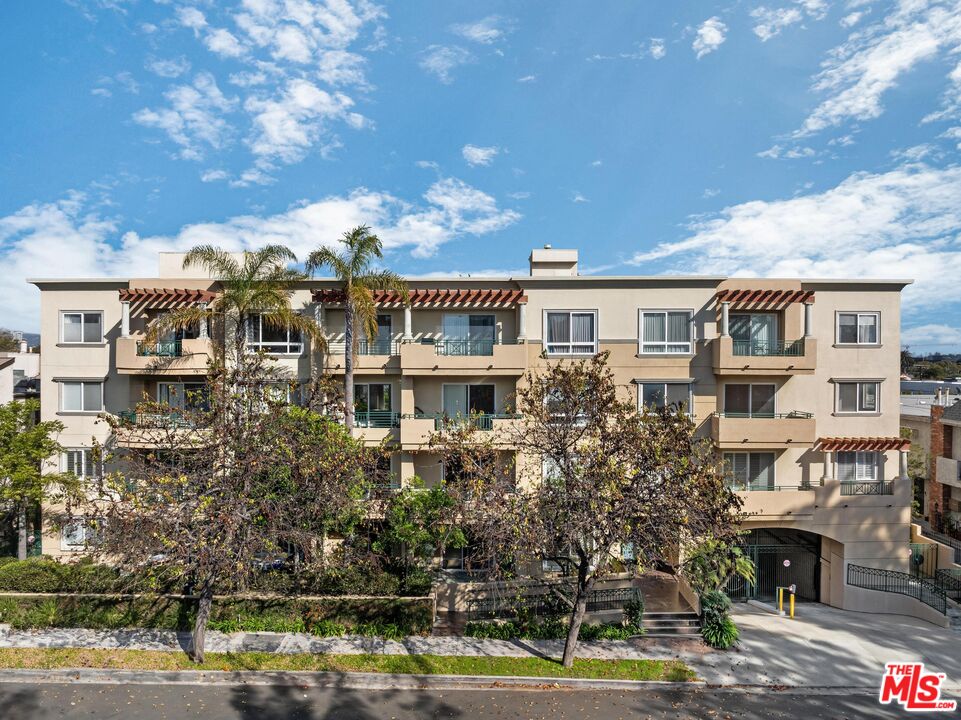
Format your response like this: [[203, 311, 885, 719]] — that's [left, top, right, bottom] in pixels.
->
[[1, 603, 959, 691]]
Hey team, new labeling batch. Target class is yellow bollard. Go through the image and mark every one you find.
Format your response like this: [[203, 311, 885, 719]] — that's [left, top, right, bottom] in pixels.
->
[[778, 587, 784, 613], [790, 593, 795, 619]]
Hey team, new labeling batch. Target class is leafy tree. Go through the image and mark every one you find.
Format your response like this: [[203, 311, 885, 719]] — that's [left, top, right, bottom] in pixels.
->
[[149, 245, 322, 368], [74, 352, 379, 663], [0, 329, 19, 352], [0, 400, 77, 559], [306, 226, 409, 429], [431, 353, 744, 667], [372, 484, 466, 574]]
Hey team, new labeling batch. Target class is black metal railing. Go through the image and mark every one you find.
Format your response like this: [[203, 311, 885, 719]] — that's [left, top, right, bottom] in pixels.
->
[[465, 585, 641, 621], [716, 411, 814, 419], [921, 527, 961, 565], [354, 410, 400, 428], [136, 340, 183, 357], [840, 481, 894, 496], [732, 339, 805, 357], [935, 568, 961, 601], [728, 479, 823, 492], [326, 339, 399, 356], [847, 563, 947, 615]]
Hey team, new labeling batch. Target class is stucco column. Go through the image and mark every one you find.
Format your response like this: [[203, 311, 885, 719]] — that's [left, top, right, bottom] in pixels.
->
[[517, 302, 528, 342], [198, 302, 208, 340], [804, 302, 814, 338], [121, 301, 130, 338], [403, 306, 413, 341], [496, 321, 503, 344], [720, 301, 730, 337], [823, 450, 835, 482], [899, 449, 909, 481]]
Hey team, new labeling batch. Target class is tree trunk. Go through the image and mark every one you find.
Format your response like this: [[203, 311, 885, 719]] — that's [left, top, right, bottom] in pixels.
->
[[562, 579, 593, 668], [16, 503, 28, 561], [344, 299, 355, 430], [189, 580, 215, 664]]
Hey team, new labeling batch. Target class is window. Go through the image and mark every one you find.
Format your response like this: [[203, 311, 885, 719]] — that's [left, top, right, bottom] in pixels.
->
[[60, 381, 103, 412], [837, 451, 879, 482], [61, 312, 102, 344], [62, 449, 100, 479], [443, 384, 495, 417], [442, 314, 496, 355], [724, 384, 776, 418], [730, 313, 778, 356], [545, 311, 597, 355], [836, 381, 879, 413], [723, 452, 775, 490], [355, 383, 393, 427], [247, 314, 303, 354], [837, 312, 879, 345], [639, 382, 692, 413], [61, 517, 100, 552], [158, 382, 208, 411], [639, 310, 693, 354]]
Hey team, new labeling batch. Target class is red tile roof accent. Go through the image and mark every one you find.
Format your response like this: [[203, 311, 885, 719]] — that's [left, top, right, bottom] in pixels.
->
[[815, 436, 910, 452], [311, 288, 528, 307], [119, 288, 218, 305], [715, 289, 815, 307]]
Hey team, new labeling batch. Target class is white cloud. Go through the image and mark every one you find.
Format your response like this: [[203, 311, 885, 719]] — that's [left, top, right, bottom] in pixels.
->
[[703, 188, 720, 198], [2, 178, 521, 329], [206, 28, 246, 58], [450, 15, 513, 44], [840, 11, 864, 28], [693, 17, 727, 59], [316, 50, 369, 86], [796, 2, 961, 137], [228, 70, 269, 87], [757, 144, 817, 159], [419, 45, 473, 83], [649, 38, 666, 59], [91, 87, 112, 98], [516, 74, 537, 83], [902, 323, 961, 349], [752, 7, 803, 41], [146, 56, 192, 78], [176, 6, 207, 31], [629, 163, 961, 313], [133, 73, 237, 161], [200, 169, 229, 183], [508, 191, 531, 200], [572, 192, 589, 203], [591, 160, 603, 167], [462, 144, 500, 167]]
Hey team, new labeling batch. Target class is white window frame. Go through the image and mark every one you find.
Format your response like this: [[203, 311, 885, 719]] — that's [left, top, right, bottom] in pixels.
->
[[837, 451, 879, 482], [835, 380, 880, 414], [247, 313, 304, 355], [543, 310, 598, 356], [637, 381, 693, 413], [60, 311, 103, 344], [59, 380, 104, 413], [60, 517, 101, 552], [62, 448, 101, 479], [638, 309, 694, 355], [836, 311, 880, 346], [722, 383, 777, 418]]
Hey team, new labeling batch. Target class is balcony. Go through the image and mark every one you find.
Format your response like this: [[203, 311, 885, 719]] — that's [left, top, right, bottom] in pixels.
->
[[113, 410, 205, 448], [713, 336, 816, 375], [323, 340, 400, 374], [936, 457, 961, 490], [400, 340, 527, 375], [711, 411, 816, 448], [352, 410, 400, 445], [116, 336, 212, 375], [399, 413, 521, 447], [839, 481, 895, 496]]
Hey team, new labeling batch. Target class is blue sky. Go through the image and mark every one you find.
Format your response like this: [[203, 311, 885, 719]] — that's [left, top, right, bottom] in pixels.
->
[[2, 1, 961, 351]]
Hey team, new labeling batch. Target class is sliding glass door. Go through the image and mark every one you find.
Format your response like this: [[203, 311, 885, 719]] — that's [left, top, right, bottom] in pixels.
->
[[730, 313, 778, 356], [442, 314, 495, 355]]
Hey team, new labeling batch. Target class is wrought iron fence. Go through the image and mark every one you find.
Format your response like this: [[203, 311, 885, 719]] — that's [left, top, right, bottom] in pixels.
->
[[922, 528, 961, 565], [732, 339, 805, 357], [839, 481, 894, 496], [846, 563, 947, 615], [136, 340, 182, 357], [935, 568, 961, 601], [909, 543, 938, 578], [727, 480, 823, 492]]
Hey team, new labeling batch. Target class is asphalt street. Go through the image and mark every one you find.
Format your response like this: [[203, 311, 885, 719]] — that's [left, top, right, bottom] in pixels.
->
[[0, 682, 943, 719]]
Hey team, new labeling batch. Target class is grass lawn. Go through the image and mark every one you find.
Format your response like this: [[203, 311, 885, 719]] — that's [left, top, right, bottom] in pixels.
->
[[0, 648, 697, 682]]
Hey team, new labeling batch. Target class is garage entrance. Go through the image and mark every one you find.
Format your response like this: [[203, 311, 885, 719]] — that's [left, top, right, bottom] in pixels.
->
[[725, 528, 821, 602]]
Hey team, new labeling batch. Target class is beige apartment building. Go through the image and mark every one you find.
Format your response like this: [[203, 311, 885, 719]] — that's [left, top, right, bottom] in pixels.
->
[[30, 246, 934, 618]]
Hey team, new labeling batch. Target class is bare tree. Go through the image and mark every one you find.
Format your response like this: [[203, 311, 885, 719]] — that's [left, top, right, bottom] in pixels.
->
[[431, 352, 744, 667]]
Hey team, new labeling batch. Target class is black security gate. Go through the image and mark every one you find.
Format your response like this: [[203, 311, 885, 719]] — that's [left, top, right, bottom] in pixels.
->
[[725, 529, 821, 603]]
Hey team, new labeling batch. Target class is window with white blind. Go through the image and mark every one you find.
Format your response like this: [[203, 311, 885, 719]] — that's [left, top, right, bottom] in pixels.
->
[[545, 311, 597, 355], [61, 517, 101, 551], [60, 381, 103, 412], [638, 382, 692, 413], [836, 381, 880, 414], [61, 312, 103, 344], [837, 451, 879, 482], [639, 310, 693, 354], [723, 452, 775, 491], [62, 449, 100, 479], [837, 312, 879, 345]]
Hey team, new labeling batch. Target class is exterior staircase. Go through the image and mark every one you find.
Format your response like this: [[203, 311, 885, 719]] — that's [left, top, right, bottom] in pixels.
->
[[642, 611, 701, 638]]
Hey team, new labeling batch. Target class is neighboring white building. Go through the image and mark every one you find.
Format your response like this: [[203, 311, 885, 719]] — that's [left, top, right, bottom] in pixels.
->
[[0, 336, 41, 403]]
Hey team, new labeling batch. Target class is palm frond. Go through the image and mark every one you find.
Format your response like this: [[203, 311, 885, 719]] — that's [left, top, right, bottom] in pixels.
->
[[347, 285, 380, 343], [245, 245, 298, 281], [143, 306, 211, 344], [355, 270, 409, 303], [305, 246, 351, 279], [182, 246, 239, 279]]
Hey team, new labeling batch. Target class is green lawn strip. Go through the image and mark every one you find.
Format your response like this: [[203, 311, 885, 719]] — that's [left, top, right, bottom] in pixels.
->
[[0, 648, 697, 682]]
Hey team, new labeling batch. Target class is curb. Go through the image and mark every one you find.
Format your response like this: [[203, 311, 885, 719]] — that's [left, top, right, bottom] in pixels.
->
[[0, 668, 707, 692]]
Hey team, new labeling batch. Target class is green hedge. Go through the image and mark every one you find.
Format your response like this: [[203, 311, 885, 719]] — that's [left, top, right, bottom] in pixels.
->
[[464, 618, 642, 641], [0, 594, 434, 637]]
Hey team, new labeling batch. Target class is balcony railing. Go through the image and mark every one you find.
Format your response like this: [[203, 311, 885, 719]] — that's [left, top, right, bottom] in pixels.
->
[[715, 411, 814, 419], [327, 340, 399, 356], [117, 410, 195, 428], [136, 340, 183, 357], [354, 410, 400, 428], [840, 480, 894, 496], [727, 479, 823, 492], [847, 563, 947, 615], [732, 339, 805, 357], [406, 413, 520, 431], [432, 339, 515, 356]]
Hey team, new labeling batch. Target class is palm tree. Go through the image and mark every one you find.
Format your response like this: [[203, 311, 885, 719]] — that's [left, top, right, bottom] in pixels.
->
[[306, 226, 409, 429], [148, 245, 322, 368]]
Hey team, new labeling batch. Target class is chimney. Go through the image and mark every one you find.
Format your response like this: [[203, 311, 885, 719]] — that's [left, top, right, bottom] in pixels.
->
[[19, 339, 27, 354], [529, 246, 578, 277]]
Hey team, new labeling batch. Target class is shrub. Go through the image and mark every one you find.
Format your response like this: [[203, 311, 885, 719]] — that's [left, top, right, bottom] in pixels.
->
[[700, 590, 738, 649], [463, 617, 639, 641], [624, 594, 645, 629]]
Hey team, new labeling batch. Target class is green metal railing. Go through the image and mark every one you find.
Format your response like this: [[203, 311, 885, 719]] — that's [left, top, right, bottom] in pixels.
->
[[117, 410, 194, 428], [909, 543, 938, 578], [136, 340, 183, 357], [732, 339, 805, 357], [839, 481, 894, 496], [354, 410, 400, 428], [716, 411, 814, 419], [403, 413, 520, 431], [847, 563, 947, 615]]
